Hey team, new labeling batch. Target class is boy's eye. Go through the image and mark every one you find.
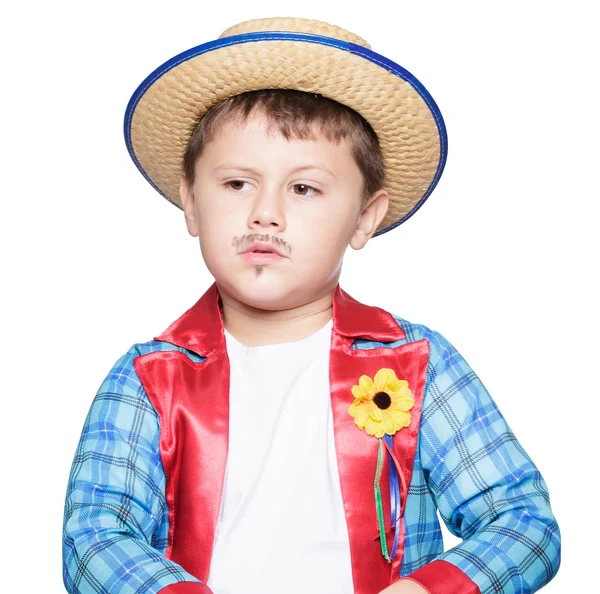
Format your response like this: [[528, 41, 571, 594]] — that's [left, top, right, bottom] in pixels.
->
[[225, 180, 250, 191], [293, 184, 320, 197], [224, 180, 321, 196]]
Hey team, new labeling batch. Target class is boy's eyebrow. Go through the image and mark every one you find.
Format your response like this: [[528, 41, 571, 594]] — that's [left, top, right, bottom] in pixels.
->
[[213, 162, 337, 179]]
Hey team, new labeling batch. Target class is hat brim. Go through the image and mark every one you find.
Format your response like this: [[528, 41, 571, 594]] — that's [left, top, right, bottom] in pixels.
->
[[124, 31, 447, 236]]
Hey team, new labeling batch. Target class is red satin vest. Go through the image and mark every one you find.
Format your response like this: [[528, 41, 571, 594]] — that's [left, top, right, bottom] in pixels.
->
[[133, 282, 430, 594]]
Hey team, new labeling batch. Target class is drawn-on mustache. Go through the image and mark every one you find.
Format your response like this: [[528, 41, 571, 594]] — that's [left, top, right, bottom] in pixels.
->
[[232, 233, 291, 256]]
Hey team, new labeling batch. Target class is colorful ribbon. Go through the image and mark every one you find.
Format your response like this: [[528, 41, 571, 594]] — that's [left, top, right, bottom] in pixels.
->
[[374, 435, 407, 563], [374, 437, 389, 560]]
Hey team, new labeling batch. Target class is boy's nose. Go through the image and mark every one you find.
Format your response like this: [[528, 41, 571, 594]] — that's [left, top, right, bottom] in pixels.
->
[[247, 188, 286, 231]]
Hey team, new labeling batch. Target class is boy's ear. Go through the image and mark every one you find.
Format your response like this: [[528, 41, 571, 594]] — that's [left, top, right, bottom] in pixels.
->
[[349, 189, 389, 250], [179, 175, 200, 237]]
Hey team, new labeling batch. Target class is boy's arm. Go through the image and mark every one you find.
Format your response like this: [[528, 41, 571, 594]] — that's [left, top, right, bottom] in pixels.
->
[[62, 345, 213, 594], [396, 331, 561, 594]]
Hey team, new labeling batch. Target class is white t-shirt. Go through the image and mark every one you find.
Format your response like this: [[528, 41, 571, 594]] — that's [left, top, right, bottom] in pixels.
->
[[206, 318, 354, 594]]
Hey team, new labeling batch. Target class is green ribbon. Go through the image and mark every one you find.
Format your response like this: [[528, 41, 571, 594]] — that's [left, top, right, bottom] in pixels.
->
[[374, 437, 390, 561]]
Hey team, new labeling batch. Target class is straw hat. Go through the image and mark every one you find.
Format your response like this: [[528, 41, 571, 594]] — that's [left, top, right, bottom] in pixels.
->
[[124, 16, 447, 237]]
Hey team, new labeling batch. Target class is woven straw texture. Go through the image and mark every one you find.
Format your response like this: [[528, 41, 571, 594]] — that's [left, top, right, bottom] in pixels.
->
[[129, 17, 442, 235]]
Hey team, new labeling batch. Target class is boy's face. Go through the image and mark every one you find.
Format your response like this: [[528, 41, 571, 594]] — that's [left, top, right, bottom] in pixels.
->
[[180, 111, 388, 311]]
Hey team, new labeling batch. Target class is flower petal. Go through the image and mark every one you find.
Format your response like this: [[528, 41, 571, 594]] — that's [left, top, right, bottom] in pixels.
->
[[349, 397, 362, 411], [373, 368, 396, 392], [351, 384, 369, 399], [381, 412, 398, 435], [386, 377, 404, 392], [358, 374, 374, 393], [389, 409, 411, 428], [368, 400, 383, 421], [392, 395, 415, 412], [364, 416, 382, 437], [399, 385, 412, 398], [349, 402, 370, 428]]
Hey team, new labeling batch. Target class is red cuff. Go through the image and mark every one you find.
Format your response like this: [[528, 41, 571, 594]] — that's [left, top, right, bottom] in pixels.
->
[[400, 560, 481, 594], [158, 582, 214, 594]]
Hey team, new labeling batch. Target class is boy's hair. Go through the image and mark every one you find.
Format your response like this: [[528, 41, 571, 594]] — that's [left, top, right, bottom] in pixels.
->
[[182, 89, 385, 207]]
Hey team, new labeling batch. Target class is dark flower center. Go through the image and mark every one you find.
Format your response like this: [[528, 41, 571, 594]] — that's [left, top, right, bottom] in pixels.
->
[[373, 391, 392, 410]]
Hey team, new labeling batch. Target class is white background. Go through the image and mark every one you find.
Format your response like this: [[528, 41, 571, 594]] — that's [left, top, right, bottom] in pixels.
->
[[2, 1, 597, 591]]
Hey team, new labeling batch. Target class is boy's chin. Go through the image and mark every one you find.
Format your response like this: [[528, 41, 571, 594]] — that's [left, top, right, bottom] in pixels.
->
[[217, 276, 309, 311]]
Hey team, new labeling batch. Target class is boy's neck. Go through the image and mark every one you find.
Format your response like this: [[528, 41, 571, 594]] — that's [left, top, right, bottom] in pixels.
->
[[218, 285, 334, 347]]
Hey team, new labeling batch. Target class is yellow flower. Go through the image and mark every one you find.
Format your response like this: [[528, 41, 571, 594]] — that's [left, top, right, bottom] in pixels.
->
[[348, 368, 414, 438]]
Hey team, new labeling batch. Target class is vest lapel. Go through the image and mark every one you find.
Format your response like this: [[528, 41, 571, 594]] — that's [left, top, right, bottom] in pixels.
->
[[134, 282, 229, 583], [330, 285, 429, 592], [134, 282, 429, 592]]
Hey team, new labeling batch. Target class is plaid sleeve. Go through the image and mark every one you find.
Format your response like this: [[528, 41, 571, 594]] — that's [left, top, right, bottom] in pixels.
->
[[407, 331, 561, 594], [62, 345, 212, 594]]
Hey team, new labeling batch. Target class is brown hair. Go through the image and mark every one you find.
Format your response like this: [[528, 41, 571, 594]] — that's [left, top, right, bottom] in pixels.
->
[[182, 89, 385, 206]]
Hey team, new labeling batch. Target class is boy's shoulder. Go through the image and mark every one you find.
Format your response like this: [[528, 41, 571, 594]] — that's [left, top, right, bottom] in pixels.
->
[[355, 309, 453, 367], [389, 312, 447, 350], [98, 340, 206, 394], [124, 339, 206, 361]]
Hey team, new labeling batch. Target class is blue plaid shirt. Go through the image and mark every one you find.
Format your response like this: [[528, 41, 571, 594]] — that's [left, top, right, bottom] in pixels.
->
[[62, 313, 560, 593]]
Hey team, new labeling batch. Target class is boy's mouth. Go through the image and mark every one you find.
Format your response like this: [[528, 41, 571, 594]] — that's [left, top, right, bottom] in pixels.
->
[[240, 251, 285, 265], [241, 241, 287, 258]]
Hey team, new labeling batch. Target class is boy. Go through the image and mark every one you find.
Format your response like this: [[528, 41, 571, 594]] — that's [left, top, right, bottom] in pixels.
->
[[62, 16, 561, 594]]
